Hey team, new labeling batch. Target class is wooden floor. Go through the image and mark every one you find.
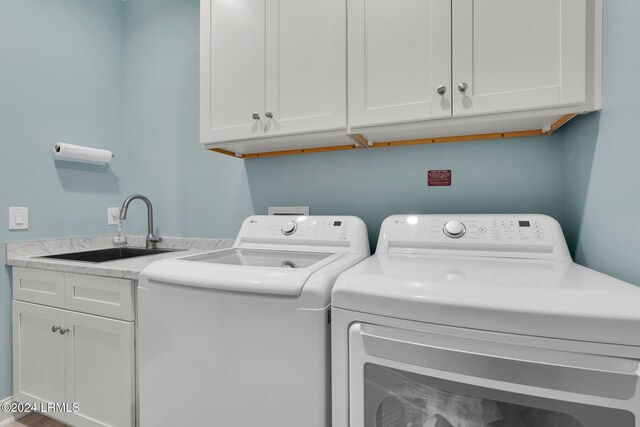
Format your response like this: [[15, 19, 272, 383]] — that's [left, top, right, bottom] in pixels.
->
[[7, 413, 67, 427]]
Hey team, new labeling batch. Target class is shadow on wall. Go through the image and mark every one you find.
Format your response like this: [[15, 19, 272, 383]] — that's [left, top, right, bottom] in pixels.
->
[[243, 136, 564, 250], [54, 159, 120, 194], [561, 112, 601, 263]]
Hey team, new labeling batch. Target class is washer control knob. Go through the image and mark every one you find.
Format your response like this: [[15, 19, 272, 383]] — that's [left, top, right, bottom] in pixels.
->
[[281, 221, 298, 236], [443, 220, 466, 239]]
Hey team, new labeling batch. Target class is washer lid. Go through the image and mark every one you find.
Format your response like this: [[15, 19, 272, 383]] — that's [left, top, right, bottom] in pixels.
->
[[141, 250, 344, 296], [185, 248, 332, 269], [332, 254, 640, 347]]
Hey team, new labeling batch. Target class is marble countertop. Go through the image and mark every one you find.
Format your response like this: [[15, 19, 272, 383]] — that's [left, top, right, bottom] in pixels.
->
[[5, 235, 234, 280]]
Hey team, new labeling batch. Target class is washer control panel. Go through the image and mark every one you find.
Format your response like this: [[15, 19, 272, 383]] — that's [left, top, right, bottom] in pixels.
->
[[377, 214, 570, 260], [236, 216, 370, 254], [267, 218, 348, 240]]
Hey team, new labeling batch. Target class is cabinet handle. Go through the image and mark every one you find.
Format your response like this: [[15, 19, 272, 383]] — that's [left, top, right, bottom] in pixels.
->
[[51, 325, 61, 333], [436, 85, 447, 95], [59, 328, 70, 335], [265, 112, 273, 119], [458, 82, 469, 93], [252, 113, 261, 120]]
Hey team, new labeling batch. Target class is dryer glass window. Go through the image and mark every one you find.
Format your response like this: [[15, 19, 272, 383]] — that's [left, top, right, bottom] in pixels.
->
[[184, 249, 332, 269], [364, 364, 634, 427]]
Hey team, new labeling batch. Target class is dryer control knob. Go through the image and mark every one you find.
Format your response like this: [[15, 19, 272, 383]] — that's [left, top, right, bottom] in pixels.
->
[[443, 220, 466, 239], [281, 221, 298, 236]]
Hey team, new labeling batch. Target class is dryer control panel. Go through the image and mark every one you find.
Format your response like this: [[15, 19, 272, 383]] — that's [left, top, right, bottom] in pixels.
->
[[377, 214, 571, 261], [434, 217, 547, 242]]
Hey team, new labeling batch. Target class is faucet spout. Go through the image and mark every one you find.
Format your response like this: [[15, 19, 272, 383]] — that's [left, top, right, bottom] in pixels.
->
[[120, 194, 163, 249]]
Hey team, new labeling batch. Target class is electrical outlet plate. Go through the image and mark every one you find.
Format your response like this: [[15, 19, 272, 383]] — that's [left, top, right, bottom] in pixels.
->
[[107, 207, 121, 225], [9, 207, 29, 230]]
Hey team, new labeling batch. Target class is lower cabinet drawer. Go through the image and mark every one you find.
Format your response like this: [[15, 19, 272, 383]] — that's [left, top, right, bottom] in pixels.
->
[[65, 273, 134, 321], [13, 268, 135, 321], [13, 268, 65, 309]]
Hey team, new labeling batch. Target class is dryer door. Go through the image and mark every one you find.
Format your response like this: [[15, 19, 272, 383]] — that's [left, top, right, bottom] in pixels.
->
[[348, 323, 639, 427]]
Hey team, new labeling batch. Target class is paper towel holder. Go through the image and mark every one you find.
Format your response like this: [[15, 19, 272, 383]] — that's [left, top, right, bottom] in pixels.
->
[[53, 142, 115, 164]]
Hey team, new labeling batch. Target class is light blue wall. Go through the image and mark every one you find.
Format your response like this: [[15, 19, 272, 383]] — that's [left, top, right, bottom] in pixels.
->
[[561, 0, 640, 285], [0, 0, 125, 400], [245, 138, 563, 249], [121, 0, 254, 238]]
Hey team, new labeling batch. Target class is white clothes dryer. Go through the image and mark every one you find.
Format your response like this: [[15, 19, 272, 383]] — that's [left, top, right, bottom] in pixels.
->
[[332, 214, 640, 427], [138, 215, 369, 427]]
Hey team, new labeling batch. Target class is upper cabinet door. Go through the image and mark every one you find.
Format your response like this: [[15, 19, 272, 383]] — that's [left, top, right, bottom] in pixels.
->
[[348, 0, 452, 128], [264, 0, 347, 136], [452, 0, 587, 117], [200, 0, 266, 143]]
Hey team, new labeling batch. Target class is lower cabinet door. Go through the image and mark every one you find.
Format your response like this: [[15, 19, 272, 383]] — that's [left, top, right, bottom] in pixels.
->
[[64, 311, 134, 427], [13, 301, 67, 423]]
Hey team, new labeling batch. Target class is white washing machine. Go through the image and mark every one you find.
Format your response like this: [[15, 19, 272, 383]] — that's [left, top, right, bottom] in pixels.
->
[[332, 214, 640, 427], [138, 215, 369, 427]]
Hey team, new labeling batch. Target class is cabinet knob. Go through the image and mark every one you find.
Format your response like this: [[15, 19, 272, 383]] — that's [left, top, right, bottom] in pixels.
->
[[436, 85, 447, 95], [265, 112, 273, 119], [51, 325, 60, 333], [458, 82, 469, 93], [252, 113, 261, 120], [59, 328, 70, 335]]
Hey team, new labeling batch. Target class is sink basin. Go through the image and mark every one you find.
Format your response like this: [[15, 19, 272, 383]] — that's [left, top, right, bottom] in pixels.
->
[[41, 247, 182, 263]]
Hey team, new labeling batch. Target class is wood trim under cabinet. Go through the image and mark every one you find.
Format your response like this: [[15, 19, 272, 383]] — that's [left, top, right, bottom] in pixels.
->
[[370, 129, 544, 149], [348, 133, 370, 148], [210, 143, 364, 159], [547, 113, 577, 134], [210, 148, 243, 158], [207, 114, 577, 159], [362, 114, 577, 149]]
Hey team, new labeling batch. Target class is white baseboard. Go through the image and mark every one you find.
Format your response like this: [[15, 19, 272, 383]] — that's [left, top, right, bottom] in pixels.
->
[[0, 396, 27, 427]]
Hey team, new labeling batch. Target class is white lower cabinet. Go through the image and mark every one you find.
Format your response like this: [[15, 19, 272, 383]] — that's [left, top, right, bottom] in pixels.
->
[[65, 311, 134, 427], [12, 302, 65, 410], [12, 268, 135, 427]]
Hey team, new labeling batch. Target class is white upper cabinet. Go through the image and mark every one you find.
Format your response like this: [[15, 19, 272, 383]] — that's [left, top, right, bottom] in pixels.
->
[[452, 0, 586, 117], [202, 0, 601, 157], [201, 0, 347, 152], [348, 0, 452, 127], [200, 0, 266, 143], [264, 0, 346, 136], [348, 0, 601, 144]]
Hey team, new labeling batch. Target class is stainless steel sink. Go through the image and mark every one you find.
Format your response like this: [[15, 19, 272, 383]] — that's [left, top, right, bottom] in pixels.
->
[[41, 247, 183, 263]]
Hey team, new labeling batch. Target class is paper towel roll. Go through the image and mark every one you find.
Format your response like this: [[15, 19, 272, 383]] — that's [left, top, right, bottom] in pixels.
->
[[54, 143, 113, 164]]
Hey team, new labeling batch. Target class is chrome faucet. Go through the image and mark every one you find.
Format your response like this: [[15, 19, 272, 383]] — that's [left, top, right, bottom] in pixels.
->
[[119, 194, 163, 250]]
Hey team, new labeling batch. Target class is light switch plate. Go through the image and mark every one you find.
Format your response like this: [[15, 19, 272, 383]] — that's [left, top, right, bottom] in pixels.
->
[[9, 207, 29, 230], [107, 207, 121, 225]]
